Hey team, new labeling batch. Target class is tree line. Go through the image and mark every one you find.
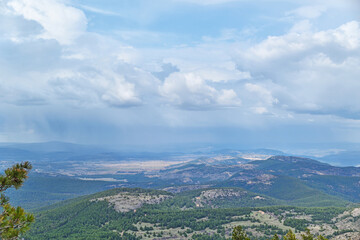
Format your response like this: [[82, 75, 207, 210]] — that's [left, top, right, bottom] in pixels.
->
[[232, 226, 328, 240]]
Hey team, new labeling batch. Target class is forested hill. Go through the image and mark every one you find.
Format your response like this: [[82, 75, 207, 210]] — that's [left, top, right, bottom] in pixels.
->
[[3, 148, 360, 239], [25, 187, 360, 240]]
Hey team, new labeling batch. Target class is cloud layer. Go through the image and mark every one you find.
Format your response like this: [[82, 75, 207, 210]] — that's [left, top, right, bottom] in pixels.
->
[[0, 0, 359, 145]]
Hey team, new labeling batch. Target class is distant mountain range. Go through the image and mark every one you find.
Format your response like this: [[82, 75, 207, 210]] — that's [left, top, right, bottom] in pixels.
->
[[1, 141, 360, 165], [2, 142, 360, 239], [320, 151, 360, 166], [2, 142, 359, 210]]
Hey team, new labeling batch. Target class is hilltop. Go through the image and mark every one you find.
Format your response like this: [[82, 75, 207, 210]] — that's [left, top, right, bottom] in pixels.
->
[[26, 187, 360, 240]]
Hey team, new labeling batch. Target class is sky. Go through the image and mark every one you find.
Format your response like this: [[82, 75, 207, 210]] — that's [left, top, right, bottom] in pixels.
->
[[0, 0, 360, 150]]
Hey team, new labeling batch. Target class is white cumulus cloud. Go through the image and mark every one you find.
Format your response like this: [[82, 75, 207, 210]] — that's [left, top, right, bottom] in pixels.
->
[[7, 0, 87, 44], [159, 72, 241, 109], [237, 20, 360, 119]]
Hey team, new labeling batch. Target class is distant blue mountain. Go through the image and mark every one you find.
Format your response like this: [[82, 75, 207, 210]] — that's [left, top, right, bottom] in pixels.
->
[[321, 151, 360, 166]]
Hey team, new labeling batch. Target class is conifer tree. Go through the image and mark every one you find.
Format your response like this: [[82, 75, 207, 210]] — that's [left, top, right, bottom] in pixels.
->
[[232, 226, 250, 240], [283, 230, 297, 240], [271, 233, 280, 240], [301, 229, 314, 240], [0, 162, 34, 239]]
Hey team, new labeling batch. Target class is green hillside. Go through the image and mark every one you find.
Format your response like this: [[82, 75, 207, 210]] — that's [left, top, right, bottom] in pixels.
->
[[301, 175, 360, 202], [156, 187, 284, 209], [25, 187, 356, 240], [217, 175, 350, 207], [8, 173, 119, 210], [26, 188, 173, 239]]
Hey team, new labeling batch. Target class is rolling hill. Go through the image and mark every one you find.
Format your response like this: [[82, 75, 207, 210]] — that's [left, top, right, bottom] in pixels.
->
[[25, 187, 360, 240]]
